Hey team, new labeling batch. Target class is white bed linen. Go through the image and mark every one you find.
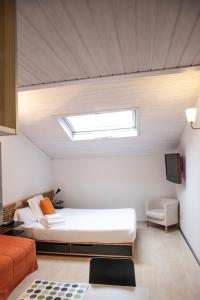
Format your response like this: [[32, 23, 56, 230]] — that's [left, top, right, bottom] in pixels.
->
[[22, 208, 136, 243]]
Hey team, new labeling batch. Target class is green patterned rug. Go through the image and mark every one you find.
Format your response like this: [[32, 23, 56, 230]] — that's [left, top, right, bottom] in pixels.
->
[[17, 280, 88, 300]]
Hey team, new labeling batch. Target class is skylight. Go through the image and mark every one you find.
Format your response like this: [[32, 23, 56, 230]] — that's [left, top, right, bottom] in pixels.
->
[[58, 109, 138, 141]]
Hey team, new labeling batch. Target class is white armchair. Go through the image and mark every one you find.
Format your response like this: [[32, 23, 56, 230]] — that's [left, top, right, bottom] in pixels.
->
[[145, 198, 178, 232]]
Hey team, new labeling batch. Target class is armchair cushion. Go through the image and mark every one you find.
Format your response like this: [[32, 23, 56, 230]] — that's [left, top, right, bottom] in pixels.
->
[[146, 209, 164, 220]]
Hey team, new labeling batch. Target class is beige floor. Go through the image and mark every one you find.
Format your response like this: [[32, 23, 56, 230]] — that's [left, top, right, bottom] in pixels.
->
[[8, 223, 200, 300]]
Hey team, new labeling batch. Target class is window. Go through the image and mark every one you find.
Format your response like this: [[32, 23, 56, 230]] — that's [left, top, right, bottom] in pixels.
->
[[58, 109, 138, 141]]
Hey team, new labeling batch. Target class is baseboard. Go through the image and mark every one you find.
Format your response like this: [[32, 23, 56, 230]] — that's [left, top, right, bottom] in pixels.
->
[[179, 226, 200, 266]]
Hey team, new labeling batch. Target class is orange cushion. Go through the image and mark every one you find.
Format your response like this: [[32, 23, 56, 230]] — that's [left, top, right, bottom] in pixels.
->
[[40, 197, 55, 215]]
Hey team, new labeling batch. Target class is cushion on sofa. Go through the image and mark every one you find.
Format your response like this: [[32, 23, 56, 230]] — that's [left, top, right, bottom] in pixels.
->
[[0, 235, 38, 300], [146, 209, 164, 220]]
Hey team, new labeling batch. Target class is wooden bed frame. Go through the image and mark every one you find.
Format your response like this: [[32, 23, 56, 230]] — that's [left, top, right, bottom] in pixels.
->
[[36, 240, 133, 257], [1, 190, 133, 257]]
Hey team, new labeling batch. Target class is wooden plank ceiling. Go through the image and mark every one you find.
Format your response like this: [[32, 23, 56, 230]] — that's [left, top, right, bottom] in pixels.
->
[[17, 0, 200, 88]]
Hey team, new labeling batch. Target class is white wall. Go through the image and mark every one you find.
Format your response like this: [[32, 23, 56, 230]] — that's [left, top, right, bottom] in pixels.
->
[[0, 133, 53, 205], [176, 98, 200, 262], [53, 155, 175, 220]]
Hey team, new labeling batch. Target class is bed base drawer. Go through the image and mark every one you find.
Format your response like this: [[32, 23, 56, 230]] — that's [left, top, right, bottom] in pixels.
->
[[36, 241, 70, 254], [71, 244, 132, 256], [36, 241, 132, 257]]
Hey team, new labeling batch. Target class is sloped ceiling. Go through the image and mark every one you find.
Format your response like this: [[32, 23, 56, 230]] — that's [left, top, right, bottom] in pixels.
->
[[18, 70, 200, 158], [17, 0, 200, 88], [17, 0, 200, 158]]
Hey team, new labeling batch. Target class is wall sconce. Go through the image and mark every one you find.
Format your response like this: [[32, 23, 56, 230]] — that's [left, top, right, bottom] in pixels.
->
[[185, 108, 200, 130], [53, 188, 61, 204]]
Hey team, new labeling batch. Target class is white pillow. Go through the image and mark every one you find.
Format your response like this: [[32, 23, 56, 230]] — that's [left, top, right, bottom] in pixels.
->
[[14, 207, 36, 225], [28, 194, 44, 220]]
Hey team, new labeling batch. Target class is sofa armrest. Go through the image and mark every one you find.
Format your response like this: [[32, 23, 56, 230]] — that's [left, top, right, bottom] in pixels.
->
[[164, 202, 178, 225]]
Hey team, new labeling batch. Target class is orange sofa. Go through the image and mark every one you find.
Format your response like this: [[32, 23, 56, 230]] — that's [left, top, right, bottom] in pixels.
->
[[0, 235, 38, 300]]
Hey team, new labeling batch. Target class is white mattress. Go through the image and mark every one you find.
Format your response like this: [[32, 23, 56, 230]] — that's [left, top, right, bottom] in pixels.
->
[[22, 208, 136, 244]]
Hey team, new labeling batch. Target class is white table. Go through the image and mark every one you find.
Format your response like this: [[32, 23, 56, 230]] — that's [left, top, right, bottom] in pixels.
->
[[85, 284, 149, 300]]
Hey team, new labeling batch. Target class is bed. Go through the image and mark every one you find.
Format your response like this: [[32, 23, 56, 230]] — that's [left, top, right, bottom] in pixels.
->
[[2, 191, 137, 257], [21, 208, 136, 257]]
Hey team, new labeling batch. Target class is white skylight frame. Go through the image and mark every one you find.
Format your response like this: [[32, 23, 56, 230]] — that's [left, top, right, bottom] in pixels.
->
[[57, 109, 138, 141]]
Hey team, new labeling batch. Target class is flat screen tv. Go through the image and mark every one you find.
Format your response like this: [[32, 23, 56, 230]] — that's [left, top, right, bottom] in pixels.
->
[[165, 153, 182, 184]]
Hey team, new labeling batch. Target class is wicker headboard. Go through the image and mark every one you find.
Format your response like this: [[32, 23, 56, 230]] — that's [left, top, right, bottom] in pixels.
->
[[0, 190, 54, 234]]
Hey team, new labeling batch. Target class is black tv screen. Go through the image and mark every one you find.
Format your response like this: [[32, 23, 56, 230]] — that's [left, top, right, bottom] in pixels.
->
[[165, 153, 182, 184]]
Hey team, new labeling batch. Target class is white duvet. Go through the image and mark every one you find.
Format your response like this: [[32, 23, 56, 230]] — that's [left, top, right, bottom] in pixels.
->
[[22, 208, 136, 244]]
